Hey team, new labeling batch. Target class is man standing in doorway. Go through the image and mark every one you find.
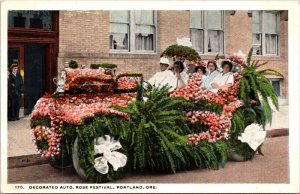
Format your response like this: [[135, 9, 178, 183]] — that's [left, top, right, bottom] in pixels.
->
[[9, 64, 23, 121]]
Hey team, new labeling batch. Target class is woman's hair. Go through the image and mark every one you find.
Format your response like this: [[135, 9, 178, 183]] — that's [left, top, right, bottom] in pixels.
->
[[207, 60, 217, 70], [221, 60, 233, 71], [173, 61, 184, 73], [195, 66, 206, 74]]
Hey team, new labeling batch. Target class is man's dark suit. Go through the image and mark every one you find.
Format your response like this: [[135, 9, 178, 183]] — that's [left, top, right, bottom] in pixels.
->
[[9, 73, 23, 120]]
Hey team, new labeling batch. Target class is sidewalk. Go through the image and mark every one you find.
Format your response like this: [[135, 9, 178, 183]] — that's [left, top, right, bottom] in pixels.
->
[[265, 104, 289, 130], [7, 105, 289, 158], [8, 116, 36, 157]]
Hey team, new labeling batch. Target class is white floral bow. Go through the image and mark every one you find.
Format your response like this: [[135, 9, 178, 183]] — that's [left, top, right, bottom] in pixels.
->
[[238, 123, 267, 151], [94, 135, 127, 174]]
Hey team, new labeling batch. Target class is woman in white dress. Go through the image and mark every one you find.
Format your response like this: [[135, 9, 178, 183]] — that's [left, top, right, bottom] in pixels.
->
[[201, 60, 219, 90], [210, 61, 234, 93], [172, 61, 189, 89]]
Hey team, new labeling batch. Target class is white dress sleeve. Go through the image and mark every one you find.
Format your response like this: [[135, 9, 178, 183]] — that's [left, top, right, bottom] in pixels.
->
[[226, 73, 234, 85], [211, 73, 221, 84], [181, 72, 189, 85], [167, 73, 177, 90], [148, 73, 158, 86]]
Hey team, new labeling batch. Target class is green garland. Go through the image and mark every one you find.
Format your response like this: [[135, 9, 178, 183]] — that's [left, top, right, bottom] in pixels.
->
[[74, 114, 129, 183], [193, 99, 224, 114], [69, 60, 78, 69], [161, 44, 201, 61], [115, 72, 143, 80], [30, 118, 51, 128], [90, 63, 117, 69]]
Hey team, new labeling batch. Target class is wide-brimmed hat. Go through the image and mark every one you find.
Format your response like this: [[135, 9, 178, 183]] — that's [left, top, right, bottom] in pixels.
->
[[160, 57, 170, 66], [10, 64, 18, 71]]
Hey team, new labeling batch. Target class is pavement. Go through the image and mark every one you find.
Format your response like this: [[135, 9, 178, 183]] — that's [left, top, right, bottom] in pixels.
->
[[7, 116, 36, 157], [8, 136, 289, 183], [7, 105, 289, 158], [265, 104, 289, 131]]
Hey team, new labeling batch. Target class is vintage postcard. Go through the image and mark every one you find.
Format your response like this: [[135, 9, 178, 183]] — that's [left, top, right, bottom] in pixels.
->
[[1, 0, 299, 193]]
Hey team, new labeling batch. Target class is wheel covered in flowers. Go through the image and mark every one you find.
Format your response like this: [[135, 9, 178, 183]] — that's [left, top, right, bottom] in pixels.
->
[[72, 135, 127, 182]]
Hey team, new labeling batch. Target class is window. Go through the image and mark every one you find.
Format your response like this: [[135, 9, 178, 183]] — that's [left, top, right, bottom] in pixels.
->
[[8, 11, 53, 30], [270, 79, 281, 96], [252, 11, 279, 56], [252, 11, 262, 55], [109, 11, 130, 51], [110, 10, 156, 53], [190, 11, 204, 53], [134, 11, 155, 51], [190, 11, 224, 54]]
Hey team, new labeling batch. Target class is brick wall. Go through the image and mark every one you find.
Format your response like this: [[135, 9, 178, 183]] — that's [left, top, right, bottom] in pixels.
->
[[226, 11, 253, 54], [59, 11, 109, 54], [158, 10, 190, 54], [58, 10, 162, 80], [58, 10, 288, 98]]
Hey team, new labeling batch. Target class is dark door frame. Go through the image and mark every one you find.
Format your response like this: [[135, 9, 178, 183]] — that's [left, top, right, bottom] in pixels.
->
[[8, 43, 25, 71], [8, 11, 59, 93]]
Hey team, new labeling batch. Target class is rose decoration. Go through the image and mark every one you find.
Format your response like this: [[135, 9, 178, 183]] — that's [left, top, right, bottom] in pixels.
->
[[170, 73, 241, 104], [238, 123, 266, 151], [93, 135, 127, 174], [225, 50, 246, 68], [170, 71, 244, 145], [194, 60, 207, 67], [31, 92, 135, 158], [116, 77, 138, 90], [31, 125, 62, 158], [63, 68, 115, 92]]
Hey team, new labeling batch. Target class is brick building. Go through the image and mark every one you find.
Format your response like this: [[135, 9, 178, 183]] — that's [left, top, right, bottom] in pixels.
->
[[8, 10, 288, 115]]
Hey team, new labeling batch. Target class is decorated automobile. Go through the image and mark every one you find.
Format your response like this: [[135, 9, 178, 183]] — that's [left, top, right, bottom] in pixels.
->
[[30, 48, 282, 183]]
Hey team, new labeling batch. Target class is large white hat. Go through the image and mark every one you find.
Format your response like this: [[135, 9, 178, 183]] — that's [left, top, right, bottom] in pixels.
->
[[160, 57, 170, 66]]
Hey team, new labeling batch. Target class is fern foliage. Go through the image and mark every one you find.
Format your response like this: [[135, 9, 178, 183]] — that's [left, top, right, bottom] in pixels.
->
[[239, 48, 282, 125], [116, 86, 193, 172], [117, 86, 232, 172]]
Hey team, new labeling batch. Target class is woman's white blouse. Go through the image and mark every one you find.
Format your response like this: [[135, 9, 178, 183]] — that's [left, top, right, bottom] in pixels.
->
[[148, 70, 174, 88], [201, 70, 219, 90], [177, 72, 189, 88], [210, 72, 234, 93], [166, 72, 189, 91]]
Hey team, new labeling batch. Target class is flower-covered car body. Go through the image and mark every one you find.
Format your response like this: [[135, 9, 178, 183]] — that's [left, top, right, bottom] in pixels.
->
[[31, 68, 142, 159], [30, 48, 280, 183]]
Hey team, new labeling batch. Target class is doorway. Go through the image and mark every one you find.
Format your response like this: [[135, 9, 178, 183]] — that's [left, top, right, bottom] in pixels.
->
[[8, 11, 59, 117], [8, 43, 47, 116], [24, 43, 47, 115]]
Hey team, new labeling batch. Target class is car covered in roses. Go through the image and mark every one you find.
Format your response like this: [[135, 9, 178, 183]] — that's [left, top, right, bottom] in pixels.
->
[[30, 48, 280, 183]]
